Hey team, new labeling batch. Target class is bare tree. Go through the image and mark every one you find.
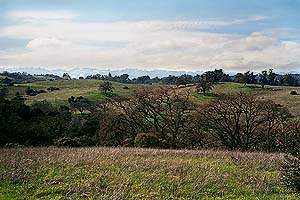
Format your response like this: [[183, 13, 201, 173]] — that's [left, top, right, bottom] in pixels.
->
[[115, 87, 205, 148], [259, 100, 290, 151], [200, 92, 288, 151]]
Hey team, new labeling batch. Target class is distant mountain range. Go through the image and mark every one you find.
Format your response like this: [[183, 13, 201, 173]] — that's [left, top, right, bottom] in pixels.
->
[[0, 66, 299, 79], [0, 67, 204, 78]]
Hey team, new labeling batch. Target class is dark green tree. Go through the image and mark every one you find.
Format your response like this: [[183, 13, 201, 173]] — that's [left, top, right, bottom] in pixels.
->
[[268, 69, 277, 85], [195, 74, 214, 95], [234, 71, 257, 86], [176, 74, 193, 87], [258, 70, 268, 89], [99, 81, 114, 94], [282, 74, 298, 86], [0, 87, 8, 99]]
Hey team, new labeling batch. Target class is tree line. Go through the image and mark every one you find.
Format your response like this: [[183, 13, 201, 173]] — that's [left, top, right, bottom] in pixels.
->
[[86, 69, 299, 87], [1, 69, 299, 87]]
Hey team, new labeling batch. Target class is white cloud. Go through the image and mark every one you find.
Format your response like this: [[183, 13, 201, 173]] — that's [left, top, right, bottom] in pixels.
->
[[7, 10, 78, 21], [0, 12, 299, 72], [26, 37, 71, 49]]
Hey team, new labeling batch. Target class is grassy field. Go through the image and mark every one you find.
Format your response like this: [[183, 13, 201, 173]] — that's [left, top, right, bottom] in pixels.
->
[[0, 147, 298, 199]]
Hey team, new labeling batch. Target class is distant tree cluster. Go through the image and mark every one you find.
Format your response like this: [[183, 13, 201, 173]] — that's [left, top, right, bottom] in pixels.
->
[[86, 69, 231, 86], [2, 68, 299, 87], [234, 69, 299, 87], [0, 71, 61, 84], [85, 69, 300, 87]]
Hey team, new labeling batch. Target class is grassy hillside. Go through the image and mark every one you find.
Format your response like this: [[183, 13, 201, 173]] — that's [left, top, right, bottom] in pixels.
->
[[5, 80, 300, 116], [10, 80, 152, 106], [0, 147, 298, 199], [191, 83, 300, 117]]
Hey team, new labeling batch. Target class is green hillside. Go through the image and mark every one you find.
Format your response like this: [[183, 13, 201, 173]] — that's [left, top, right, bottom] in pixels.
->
[[9, 79, 152, 106], [5, 80, 300, 116]]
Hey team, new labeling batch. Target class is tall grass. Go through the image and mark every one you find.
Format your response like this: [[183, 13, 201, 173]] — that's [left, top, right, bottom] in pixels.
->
[[0, 147, 298, 199]]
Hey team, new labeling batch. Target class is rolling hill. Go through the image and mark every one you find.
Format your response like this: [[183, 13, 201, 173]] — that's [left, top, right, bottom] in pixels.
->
[[5, 79, 300, 116]]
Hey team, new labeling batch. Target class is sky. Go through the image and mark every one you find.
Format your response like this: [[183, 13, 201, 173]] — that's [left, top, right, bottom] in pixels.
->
[[0, 0, 299, 72]]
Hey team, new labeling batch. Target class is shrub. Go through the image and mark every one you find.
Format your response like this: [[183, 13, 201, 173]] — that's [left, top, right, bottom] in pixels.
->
[[276, 120, 300, 157], [25, 87, 37, 96], [123, 138, 134, 147], [26, 87, 47, 96], [123, 86, 129, 89], [290, 90, 299, 95], [279, 120, 300, 193], [281, 155, 300, 193], [55, 136, 97, 147], [134, 133, 160, 148], [38, 90, 47, 94], [3, 143, 24, 148], [47, 86, 60, 91]]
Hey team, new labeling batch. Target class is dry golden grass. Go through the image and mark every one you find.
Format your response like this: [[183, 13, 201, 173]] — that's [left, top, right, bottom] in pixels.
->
[[0, 147, 298, 199]]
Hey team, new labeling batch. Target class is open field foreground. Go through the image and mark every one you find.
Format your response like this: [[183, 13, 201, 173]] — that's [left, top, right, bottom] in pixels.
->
[[0, 147, 298, 199]]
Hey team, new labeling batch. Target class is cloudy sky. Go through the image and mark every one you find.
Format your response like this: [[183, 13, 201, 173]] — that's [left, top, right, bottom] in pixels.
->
[[0, 0, 299, 72]]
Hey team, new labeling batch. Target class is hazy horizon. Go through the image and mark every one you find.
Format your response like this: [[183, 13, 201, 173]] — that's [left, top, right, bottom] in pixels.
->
[[0, 0, 299, 72]]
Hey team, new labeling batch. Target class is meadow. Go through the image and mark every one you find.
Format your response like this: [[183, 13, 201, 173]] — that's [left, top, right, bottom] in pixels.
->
[[0, 147, 299, 199]]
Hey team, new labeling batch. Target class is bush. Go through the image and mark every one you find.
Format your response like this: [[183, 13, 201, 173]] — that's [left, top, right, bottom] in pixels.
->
[[281, 155, 300, 193], [276, 120, 300, 157], [134, 133, 160, 148], [26, 87, 38, 96], [55, 136, 97, 147], [123, 138, 134, 147], [123, 86, 129, 89], [279, 120, 300, 193], [47, 86, 60, 91], [38, 90, 47, 94], [290, 91, 299, 95], [26, 87, 47, 96], [3, 143, 24, 148]]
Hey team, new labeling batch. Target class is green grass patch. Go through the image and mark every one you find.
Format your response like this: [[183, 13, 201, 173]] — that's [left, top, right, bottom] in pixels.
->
[[192, 92, 218, 101]]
